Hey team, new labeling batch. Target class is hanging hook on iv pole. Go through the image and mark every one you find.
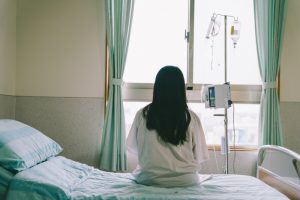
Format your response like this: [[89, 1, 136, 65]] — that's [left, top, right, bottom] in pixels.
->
[[206, 13, 241, 48]]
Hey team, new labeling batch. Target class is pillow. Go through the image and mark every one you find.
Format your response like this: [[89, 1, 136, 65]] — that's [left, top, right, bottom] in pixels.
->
[[0, 165, 14, 186], [0, 119, 63, 172]]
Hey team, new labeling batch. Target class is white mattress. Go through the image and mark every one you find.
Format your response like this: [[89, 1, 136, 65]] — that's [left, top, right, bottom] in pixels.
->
[[6, 156, 289, 200]]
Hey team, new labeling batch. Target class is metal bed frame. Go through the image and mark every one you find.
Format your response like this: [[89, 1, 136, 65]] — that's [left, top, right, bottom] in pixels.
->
[[257, 145, 300, 200]]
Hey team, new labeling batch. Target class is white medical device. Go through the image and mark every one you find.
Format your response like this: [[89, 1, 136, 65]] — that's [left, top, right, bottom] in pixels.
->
[[202, 83, 232, 109]]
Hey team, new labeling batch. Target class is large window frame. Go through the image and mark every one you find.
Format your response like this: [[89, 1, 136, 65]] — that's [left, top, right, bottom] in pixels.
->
[[122, 0, 261, 103], [105, 0, 264, 149]]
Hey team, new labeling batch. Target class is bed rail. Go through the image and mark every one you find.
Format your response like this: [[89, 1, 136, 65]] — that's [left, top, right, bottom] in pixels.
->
[[257, 145, 300, 200]]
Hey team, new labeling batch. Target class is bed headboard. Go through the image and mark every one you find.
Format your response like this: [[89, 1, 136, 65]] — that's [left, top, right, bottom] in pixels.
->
[[257, 145, 300, 200]]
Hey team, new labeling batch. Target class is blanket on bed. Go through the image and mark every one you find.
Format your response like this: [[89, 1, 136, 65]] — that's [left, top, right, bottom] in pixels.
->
[[6, 156, 288, 200]]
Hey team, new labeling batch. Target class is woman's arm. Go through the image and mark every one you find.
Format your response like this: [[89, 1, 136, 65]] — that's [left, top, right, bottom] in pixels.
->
[[191, 111, 209, 163], [126, 110, 142, 155]]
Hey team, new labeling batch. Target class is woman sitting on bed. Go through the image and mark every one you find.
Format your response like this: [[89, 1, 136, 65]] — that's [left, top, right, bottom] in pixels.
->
[[126, 65, 209, 187]]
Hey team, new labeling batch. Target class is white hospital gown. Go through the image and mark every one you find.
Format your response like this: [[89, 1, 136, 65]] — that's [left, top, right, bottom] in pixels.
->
[[126, 109, 209, 187]]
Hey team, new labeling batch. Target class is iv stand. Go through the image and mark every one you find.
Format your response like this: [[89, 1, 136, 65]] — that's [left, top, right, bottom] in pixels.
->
[[224, 15, 229, 175], [206, 12, 239, 174], [214, 14, 236, 174], [223, 14, 237, 175]]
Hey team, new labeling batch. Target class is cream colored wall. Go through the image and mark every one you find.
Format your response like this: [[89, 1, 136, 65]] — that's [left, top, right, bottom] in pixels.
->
[[16, 0, 105, 98], [280, 0, 300, 102], [13, 0, 106, 168], [280, 0, 300, 153], [0, 0, 16, 95]]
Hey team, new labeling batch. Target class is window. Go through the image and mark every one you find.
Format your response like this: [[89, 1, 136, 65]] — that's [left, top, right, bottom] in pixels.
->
[[193, 0, 260, 85], [122, 0, 261, 147], [188, 103, 259, 146], [123, 0, 188, 83]]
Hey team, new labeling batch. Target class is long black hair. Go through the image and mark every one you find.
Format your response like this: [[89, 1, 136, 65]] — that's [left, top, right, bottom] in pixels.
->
[[142, 66, 191, 146]]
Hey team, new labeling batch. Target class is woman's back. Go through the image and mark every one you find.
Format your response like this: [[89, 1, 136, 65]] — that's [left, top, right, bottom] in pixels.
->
[[127, 109, 209, 187], [126, 66, 209, 187]]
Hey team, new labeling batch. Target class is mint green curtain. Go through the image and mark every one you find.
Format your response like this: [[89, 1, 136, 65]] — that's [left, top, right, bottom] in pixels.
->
[[99, 0, 134, 171], [253, 0, 287, 145]]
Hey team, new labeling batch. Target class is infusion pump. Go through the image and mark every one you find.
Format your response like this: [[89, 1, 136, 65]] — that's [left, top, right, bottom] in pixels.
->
[[202, 83, 232, 109]]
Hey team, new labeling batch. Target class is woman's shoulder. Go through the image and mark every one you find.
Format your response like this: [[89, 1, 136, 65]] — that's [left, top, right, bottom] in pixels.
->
[[135, 108, 144, 119], [187, 109, 201, 125], [136, 107, 144, 115], [188, 109, 198, 118], [134, 107, 148, 121]]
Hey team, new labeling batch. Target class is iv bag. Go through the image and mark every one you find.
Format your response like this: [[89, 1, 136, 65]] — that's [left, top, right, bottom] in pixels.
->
[[230, 20, 241, 48]]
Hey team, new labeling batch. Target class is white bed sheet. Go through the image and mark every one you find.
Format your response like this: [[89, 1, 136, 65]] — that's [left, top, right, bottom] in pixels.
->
[[6, 156, 289, 200]]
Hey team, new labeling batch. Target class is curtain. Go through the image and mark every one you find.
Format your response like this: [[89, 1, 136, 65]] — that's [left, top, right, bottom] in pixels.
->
[[253, 0, 287, 145], [99, 0, 134, 171]]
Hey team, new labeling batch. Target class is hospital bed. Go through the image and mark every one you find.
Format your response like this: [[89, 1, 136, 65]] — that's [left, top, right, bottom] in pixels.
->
[[0, 119, 297, 200]]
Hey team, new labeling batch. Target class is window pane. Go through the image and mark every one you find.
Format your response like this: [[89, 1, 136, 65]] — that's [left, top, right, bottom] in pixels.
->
[[123, 1, 260, 147], [124, 102, 259, 146], [123, 0, 188, 83], [188, 103, 225, 144], [188, 103, 259, 146], [227, 104, 259, 146], [193, 0, 261, 85]]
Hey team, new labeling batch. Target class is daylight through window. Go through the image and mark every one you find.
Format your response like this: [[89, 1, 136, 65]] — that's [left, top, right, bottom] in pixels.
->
[[123, 0, 261, 147]]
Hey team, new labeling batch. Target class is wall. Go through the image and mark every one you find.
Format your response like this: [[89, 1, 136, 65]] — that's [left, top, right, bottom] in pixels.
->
[[15, 96, 103, 167], [202, 150, 257, 176], [280, 0, 300, 154], [0, 0, 16, 96], [281, 0, 300, 102], [0, 0, 16, 119], [16, 0, 105, 97], [0, 95, 16, 119], [15, 0, 106, 167]]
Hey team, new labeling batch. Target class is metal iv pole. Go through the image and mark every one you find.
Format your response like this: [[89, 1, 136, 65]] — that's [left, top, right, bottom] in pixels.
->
[[224, 15, 229, 175], [206, 13, 238, 174]]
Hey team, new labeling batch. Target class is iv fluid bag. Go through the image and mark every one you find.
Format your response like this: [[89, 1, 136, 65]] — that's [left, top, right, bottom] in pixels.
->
[[230, 20, 241, 48]]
